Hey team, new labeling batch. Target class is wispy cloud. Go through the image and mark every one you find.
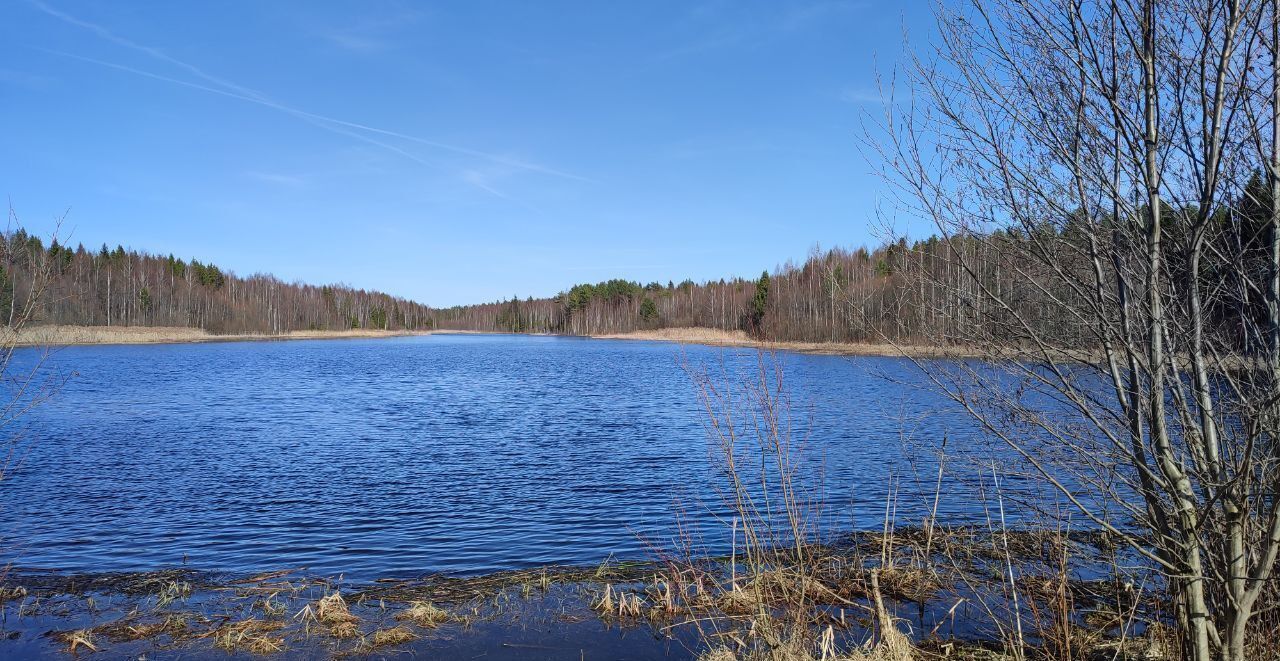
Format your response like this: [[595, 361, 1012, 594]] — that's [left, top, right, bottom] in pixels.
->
[[245, 171, 309, 188], [29, 0, 266, 103], [27, 1, 591, 186], [460, 169, 543, 213], [312, 9, 425, 53], [38, 47, 447, 171]]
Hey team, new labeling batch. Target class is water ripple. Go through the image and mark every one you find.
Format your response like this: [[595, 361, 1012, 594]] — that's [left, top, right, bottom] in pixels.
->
[[0, 334, 1004, 581]]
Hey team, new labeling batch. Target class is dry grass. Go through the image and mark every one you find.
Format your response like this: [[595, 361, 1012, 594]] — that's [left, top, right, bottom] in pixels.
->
[[209, 618, 285, 654], [700, 646, 739, 661], [874, 566, 939, 603], [592, 583, 646, 618], [94, 613, 189, 643], [592, 327, 977, 358], [253, 594, 288, 617], [53, 629, 99, 654], [353, 561, 657, 604], [310, 591, 362, 639], [365, 625, 419, 649], [715, 584, 761, 615], [4, 324, 431, 347], [396, 601, 452, 627]]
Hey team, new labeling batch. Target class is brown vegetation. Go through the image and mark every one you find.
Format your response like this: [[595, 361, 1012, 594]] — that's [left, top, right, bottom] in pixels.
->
[[4, 324, 431, 346], [593, 327, 978, 358]]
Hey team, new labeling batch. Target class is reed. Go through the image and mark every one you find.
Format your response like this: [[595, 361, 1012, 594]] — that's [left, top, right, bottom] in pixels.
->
[[661, 349, 918, 660]]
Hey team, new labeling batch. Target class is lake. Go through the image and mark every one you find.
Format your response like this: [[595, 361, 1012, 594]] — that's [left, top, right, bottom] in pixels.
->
[[0, 334, 1012, 582]]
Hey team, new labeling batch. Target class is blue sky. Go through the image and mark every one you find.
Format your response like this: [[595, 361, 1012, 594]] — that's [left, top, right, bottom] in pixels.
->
[[2, 1, 933, 306]]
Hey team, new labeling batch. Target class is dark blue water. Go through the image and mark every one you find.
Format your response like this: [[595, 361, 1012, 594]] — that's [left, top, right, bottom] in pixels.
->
[[0, 334, 1012, 581]]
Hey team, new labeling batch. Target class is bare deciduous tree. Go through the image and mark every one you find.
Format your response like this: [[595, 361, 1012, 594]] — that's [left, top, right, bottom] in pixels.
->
[[871, 1, 1280, 659]]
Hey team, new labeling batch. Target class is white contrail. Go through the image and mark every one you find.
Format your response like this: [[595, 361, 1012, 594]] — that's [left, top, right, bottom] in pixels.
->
[[28, 0, 591, 183], [29, 0, 278, 104], [39, 49, 447, 171]]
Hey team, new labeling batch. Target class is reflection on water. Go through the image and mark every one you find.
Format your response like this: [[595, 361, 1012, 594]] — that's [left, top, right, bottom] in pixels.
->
[[1, 334, 1019, 581]]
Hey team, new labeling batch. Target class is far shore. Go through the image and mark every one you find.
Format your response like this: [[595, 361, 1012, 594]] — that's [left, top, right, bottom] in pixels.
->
[[5, 325, 433, 347], [9, 324, 987, 358], [590, 327, 983, 359]]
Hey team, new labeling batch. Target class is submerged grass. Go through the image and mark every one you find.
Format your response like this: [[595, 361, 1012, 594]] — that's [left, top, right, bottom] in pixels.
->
[[2, 523, 1171, 659], [93, 612, 190, 643]]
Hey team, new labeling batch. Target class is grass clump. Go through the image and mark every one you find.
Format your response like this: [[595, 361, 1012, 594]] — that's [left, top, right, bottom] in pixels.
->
[[95, 613, 189, 643], [699, 647, 738, 661], [715, 584, 760, 615], [592, 583, 646, 618], [312, 591, 361, 639], [155, 579, 192, 608], [53, 629, 99, 654], [396, 600, 452, 628], [365, 625, 418, 649], [211, 618, 286, 654]]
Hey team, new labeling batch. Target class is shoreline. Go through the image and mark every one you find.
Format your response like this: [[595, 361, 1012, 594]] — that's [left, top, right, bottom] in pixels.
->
[[12, 324, 984, 358], [0, 527, 1145, 659], [5, 325, 434, 347], [589, 327, 981, 359]]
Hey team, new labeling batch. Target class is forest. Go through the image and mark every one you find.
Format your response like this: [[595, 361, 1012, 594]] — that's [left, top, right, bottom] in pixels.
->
[[3, 230, 434, 334], [431, 237, 1066, 344], [435, 178, 1275, 352], [2, 224, 984, 342], [7, 175, 1273, 349]]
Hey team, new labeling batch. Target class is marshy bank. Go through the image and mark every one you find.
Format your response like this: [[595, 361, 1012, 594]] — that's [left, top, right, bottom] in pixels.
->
[[589, 328, 982, 359], [0, 527, 1173, 659], [4, 324, 972, 359], [0, 562, 697, 659], [2, 325, 433, 347]]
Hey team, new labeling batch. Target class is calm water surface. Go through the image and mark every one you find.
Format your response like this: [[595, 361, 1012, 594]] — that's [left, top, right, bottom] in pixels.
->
[[1, 334, 1005, 581]]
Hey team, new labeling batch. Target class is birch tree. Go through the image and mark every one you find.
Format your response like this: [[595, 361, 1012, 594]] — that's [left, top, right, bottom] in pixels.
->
[[873, 0, 1280, 658]]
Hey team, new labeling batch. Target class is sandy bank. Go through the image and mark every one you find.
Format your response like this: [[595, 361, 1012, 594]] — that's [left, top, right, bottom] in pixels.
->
[[4, 325, 432, 347], [591, 327, 979, 358]]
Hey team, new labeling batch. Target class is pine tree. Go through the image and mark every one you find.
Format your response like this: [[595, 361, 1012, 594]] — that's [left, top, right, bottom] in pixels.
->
[[747, 270, 770, 336]]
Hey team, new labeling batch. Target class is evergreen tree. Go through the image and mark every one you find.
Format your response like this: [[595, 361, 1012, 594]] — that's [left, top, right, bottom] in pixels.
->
[[639, 297, 658, 323], [746, 270, 770, 335]]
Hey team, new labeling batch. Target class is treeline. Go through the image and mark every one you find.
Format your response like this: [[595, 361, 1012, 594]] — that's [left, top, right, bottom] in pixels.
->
[[433, 179, 1275, 350], [10, 187, 1268, 346], [4, 231, 433, 334], [429, 237, 1015, 344]]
